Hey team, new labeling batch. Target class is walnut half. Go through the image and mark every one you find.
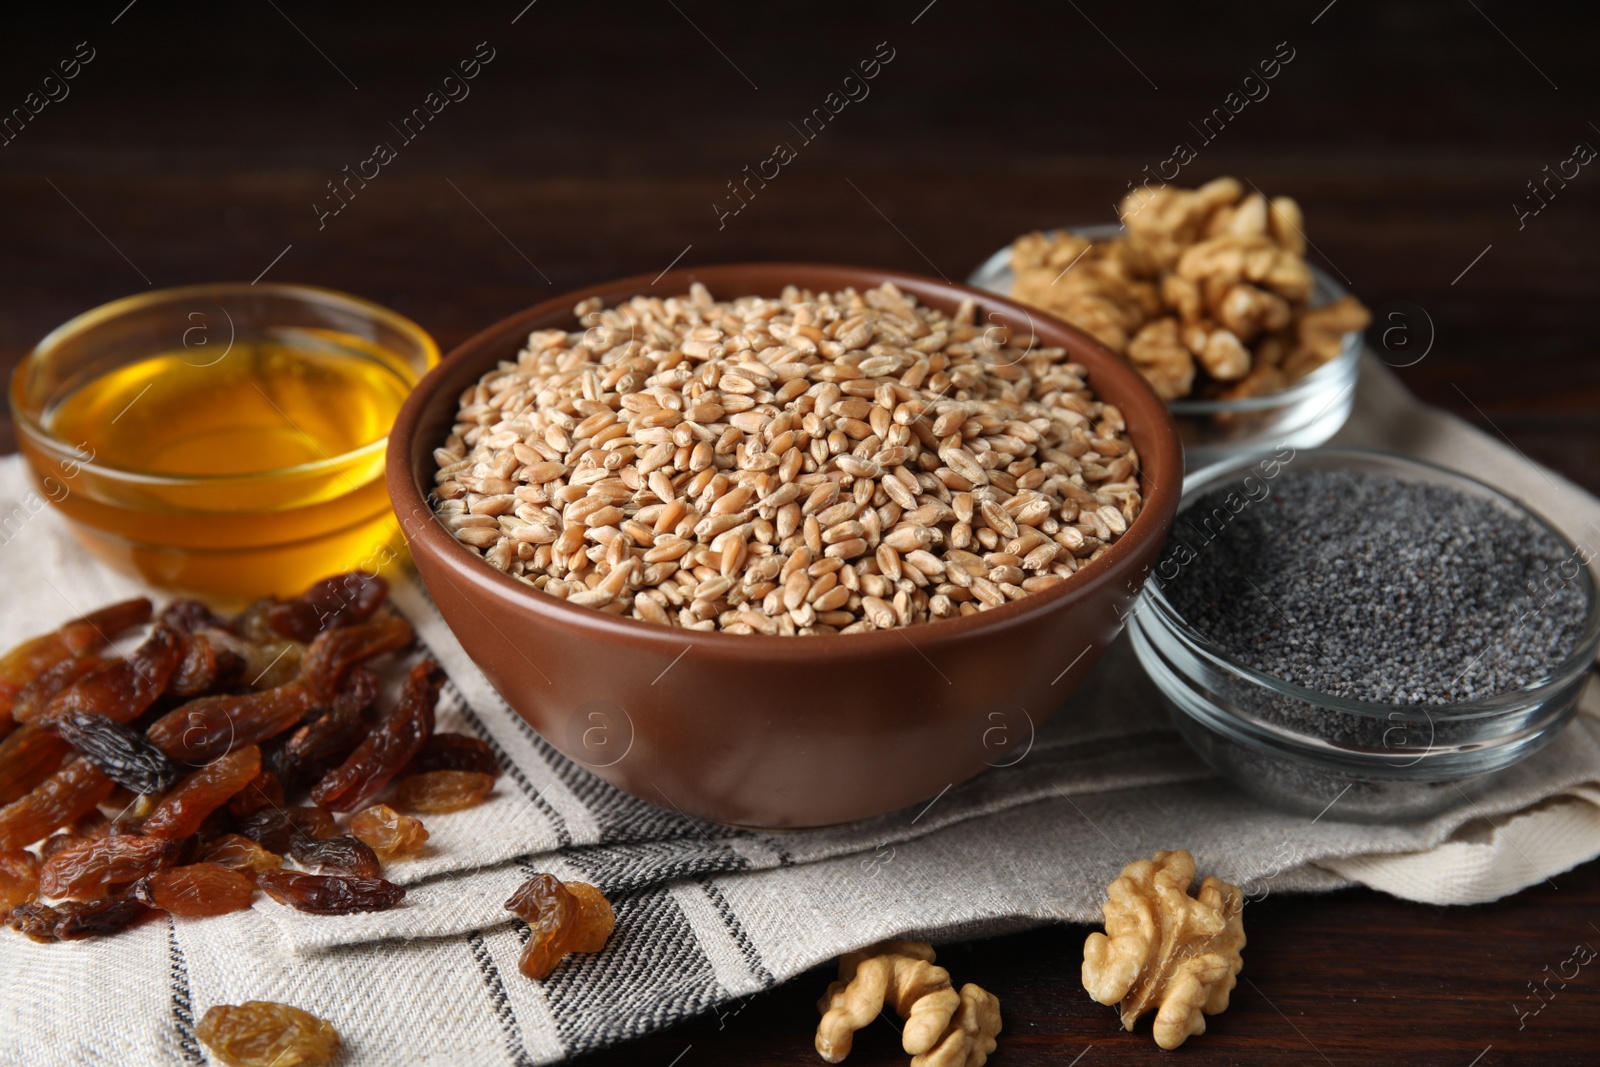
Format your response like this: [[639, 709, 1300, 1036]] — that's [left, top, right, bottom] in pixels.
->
[[1081, 849, 1245, 1050], [816, 940, 1001, 1067]]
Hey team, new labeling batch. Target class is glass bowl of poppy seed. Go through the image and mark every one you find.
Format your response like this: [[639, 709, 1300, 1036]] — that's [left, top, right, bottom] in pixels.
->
[[1128, 447, 1600, 822]]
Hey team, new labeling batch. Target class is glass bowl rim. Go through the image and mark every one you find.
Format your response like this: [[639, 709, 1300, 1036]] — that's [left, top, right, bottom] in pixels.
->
[[9, 281, 440, 487], [1138, 445, 1600, 722]]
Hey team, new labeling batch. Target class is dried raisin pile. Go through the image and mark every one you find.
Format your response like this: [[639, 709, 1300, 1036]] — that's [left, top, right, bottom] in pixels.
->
[[196, 1001, 341, 1067], [0, 574, 511, 949], [504, 874, 616, 980]]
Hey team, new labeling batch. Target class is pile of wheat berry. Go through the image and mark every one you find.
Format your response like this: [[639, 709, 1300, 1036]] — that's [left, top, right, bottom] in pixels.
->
[[1159, 467, 1589, 705]]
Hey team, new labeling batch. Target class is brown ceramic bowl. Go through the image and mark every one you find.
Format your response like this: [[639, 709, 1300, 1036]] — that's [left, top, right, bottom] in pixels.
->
[[388, 264, 1182, 827]]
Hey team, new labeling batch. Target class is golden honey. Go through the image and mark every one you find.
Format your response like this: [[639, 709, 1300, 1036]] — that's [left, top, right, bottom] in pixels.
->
[[15, 287, 436, 604], [52, 335, 407, 475]]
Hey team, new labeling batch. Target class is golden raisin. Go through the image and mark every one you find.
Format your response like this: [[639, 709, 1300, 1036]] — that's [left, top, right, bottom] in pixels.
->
[[565, 881, 617, 954], [196, 1001, 341, 1067], [0, 726, 74, 805], [146, 684, 315, 765], [136, 863, 256, 918], [393, 770, 494, 814], [0, 849, 41, 912], [142, 744, 261, 839], [0, 756, 114, 850], [200, 834, 284, 880], [504, 874, 614, 980], [405, 732, 500, 778], [40, 832, 92, 861], [348, 804, 428, 860], [38, 834, 179, 900], [7, 900, 64, 941]]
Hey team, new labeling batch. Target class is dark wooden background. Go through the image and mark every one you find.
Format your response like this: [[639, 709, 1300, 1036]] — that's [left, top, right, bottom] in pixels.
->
[[4, 2, 1598, 1064]]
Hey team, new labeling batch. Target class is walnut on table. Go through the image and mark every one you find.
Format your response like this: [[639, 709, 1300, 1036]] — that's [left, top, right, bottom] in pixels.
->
[[1081, 849, 1246, 1050], [815, 940, 1001, 1067]]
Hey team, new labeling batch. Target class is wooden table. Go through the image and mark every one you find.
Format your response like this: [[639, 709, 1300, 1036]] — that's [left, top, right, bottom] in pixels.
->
[[3, 3, 1597, 1063]]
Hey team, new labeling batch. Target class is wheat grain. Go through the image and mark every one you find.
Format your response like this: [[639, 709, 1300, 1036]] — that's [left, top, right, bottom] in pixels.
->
[[432, 282, 1144, 634]]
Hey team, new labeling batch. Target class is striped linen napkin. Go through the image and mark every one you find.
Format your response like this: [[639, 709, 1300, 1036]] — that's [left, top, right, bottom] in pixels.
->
[[3, 356, 1599, 1066]]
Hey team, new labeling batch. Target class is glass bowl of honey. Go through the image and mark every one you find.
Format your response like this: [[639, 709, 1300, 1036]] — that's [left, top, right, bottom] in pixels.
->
[[10, 283, 438, 602]]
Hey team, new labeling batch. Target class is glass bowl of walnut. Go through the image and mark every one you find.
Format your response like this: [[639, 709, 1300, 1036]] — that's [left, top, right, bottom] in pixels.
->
[[968, 178, 1370, 470]]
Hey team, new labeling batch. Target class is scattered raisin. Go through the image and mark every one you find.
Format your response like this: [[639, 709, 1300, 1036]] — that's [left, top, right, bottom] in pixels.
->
[[564, 881, 616, 953], [256, 869, 405, 915], [404, 732, 501, 778], [0, 848, 41, 912], [312, 661, 442, 812], [266, 572, 390, 643], [298, 614, 414, 700], [196, 1001, 341, 1067], [288, 834, 381, 879], [235, 806, 336, 854], [39, 834, 181, 899], [200, 834, 284, 880], [348, 805, 428, 861], [228, 769, 286, 820], [36, 624, 185, 725], [394, 770, 495, 814], [0, 725, 74, 805], [135, 863, 256, 917], [146, 684, 315, 764], [0, 756, 114, 850], [504, 874, 615, 979], [142, 745, 261, 839], [53, 893, 152, 939], [45, 710, 180, 795]]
